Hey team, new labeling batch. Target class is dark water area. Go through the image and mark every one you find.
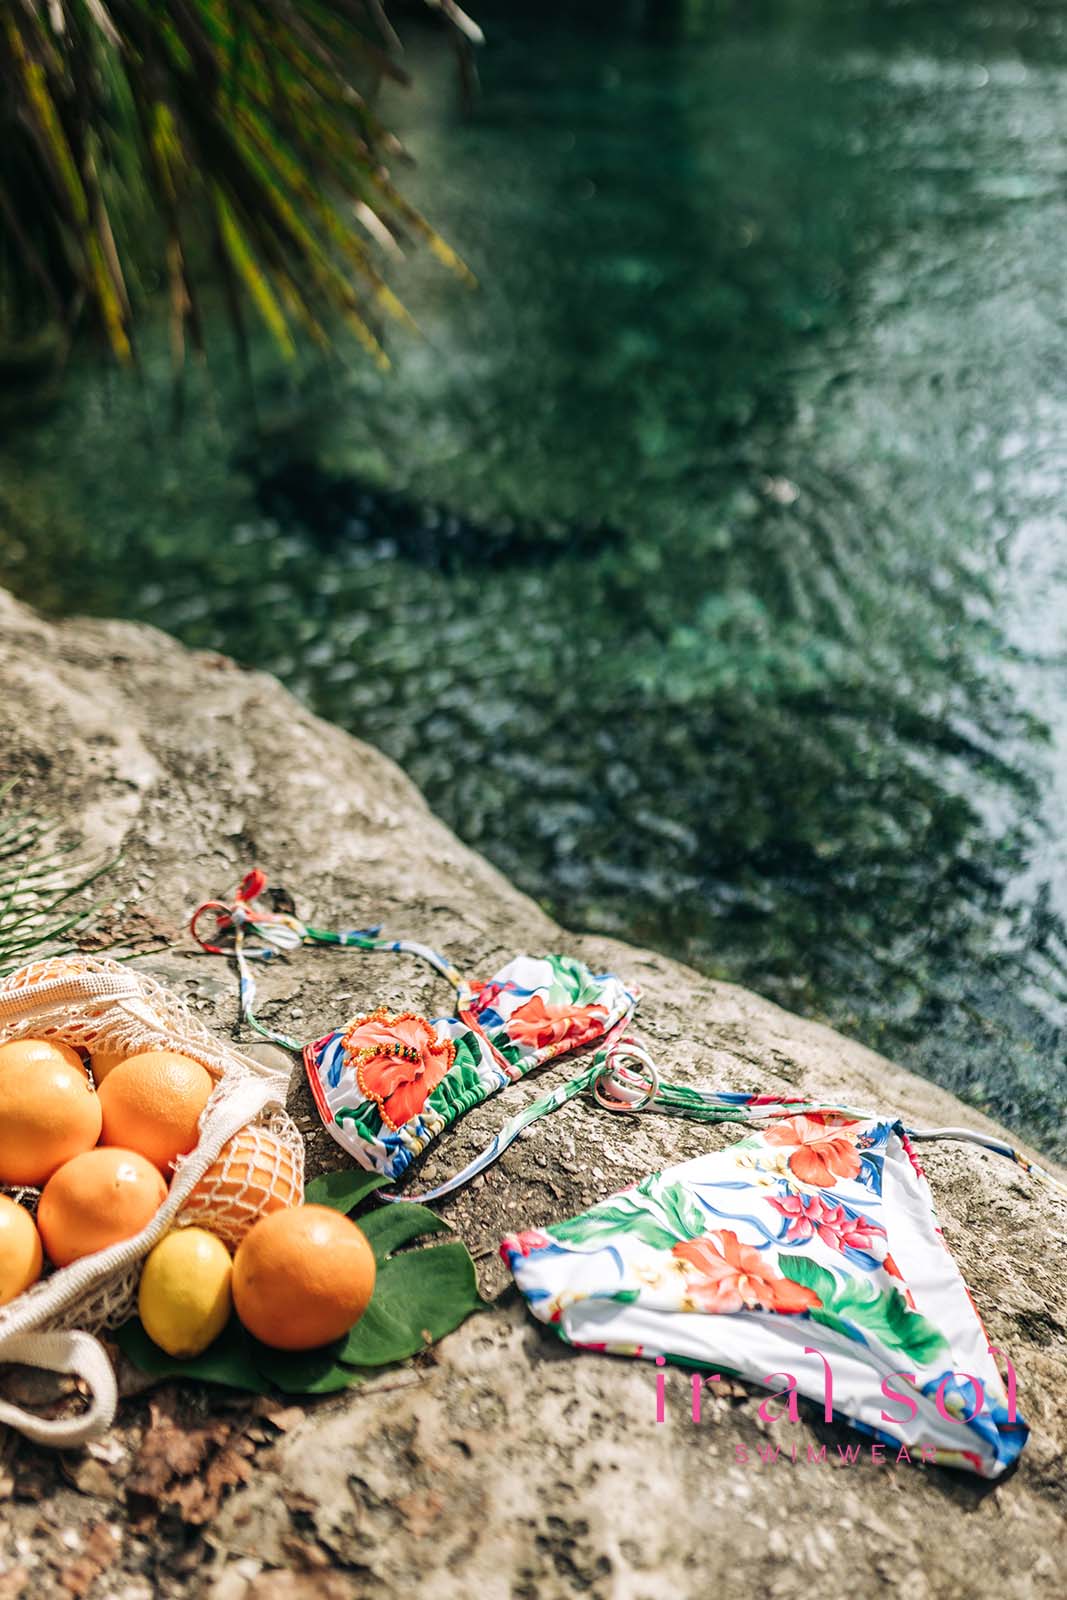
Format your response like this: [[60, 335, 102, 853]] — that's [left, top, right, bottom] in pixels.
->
[[4, 0, 1067, 1153]]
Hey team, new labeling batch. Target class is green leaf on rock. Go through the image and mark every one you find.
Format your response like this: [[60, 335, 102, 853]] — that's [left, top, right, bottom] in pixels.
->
[[120, 1180, 486, 1393], [115, 1316, 265, 1393], [336, 1292, 424, 1368], [357, 1203, 450, 1262], [340, 1242, 484, 1368], [250, 1342, 364, 1395], [304, 1167, 389, 1212]]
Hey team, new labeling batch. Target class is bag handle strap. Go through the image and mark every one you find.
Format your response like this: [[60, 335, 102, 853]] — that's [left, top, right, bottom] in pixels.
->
[[0, 969, 141, 1022], [0, 1329, 117, 1446]]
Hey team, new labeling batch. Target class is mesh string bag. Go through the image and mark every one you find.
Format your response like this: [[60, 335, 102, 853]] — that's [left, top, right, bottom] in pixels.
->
[[0, 954, 303, 1446], [180, 1123, 304, 1247]]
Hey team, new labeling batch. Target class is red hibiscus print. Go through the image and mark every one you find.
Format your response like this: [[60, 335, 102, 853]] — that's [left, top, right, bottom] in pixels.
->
[[503, 1229, 552, 1259], [769, 1192, 885, 1256], [470, 979, 515, 1017], [506, 995, 608, 1052], [672, 1230, 822, 1315], [764, 1114, 862, 1187], [343, 1008, 456, 1131]]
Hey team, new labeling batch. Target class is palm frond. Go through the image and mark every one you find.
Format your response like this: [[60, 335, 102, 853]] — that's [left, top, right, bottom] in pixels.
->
[[0, 1, 477, 366], [0, 779, 117, 978]]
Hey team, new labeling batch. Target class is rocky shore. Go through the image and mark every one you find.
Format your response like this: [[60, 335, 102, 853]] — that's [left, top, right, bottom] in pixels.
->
[[1, 586, 1065, 1599]]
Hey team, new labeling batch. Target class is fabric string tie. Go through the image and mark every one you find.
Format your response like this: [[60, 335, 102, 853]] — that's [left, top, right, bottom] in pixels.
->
[[394, 1042, 1067, 1203], [190, 868, 475, 1053]]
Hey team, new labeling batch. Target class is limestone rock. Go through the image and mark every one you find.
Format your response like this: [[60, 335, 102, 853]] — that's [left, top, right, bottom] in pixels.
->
[[1, 587, 1065, 1599]]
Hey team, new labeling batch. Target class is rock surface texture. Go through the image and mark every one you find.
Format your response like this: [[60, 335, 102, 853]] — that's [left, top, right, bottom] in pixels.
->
[[1, 586, 1065, 1600]]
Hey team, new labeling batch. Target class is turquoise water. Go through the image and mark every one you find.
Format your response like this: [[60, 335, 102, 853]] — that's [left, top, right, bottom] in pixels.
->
[[3, 0, 1067, 1151]]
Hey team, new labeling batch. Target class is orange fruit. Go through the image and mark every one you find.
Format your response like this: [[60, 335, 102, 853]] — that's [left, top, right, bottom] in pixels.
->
[[89, 1048, 127, 1085], [0, 1038, 101, 1187], [97, 1050, 214, 1172], [0, 1034, 83, 1075], [180, 1125, 303, 1246], [4, 957, 83, 987], [0, 1196, 43, 1305], [37, 1147, 167, 1267], [232, 1205, 376, 1350]]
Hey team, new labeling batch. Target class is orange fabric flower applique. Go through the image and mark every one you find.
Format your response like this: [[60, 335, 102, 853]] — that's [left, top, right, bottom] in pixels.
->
[[506, 995, 608, 1052], [672, 1230, 821, 1315], [763, 1113, 862, 1188], [342, 1007, 456, 1132]]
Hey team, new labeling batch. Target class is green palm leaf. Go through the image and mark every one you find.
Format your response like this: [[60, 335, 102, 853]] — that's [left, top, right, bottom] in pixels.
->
[[0, 780, 116, 977], [0, 1, 477, 366]]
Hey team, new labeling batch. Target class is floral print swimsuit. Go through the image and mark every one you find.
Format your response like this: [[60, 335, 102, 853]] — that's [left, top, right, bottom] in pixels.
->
[[307, 933, 1039, 1478], [501, 1099, 1038, 1479], [192, 873, 639, 1184], [197, 875, 1057, 1479], [304, 948, 638, 1182]]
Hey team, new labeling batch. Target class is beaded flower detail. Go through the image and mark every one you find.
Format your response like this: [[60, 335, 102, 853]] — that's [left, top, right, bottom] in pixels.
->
[[341, 1006, 457, 1132]]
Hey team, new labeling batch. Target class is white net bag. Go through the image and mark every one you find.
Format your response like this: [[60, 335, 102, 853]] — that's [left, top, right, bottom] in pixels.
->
[[0, 954, 304, 1447]]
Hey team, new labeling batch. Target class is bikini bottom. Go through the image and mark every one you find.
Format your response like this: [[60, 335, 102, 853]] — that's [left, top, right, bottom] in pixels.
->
[[502, 1106, 1029, 1478]]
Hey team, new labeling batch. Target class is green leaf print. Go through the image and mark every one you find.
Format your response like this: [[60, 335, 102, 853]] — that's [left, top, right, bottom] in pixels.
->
[[549, 1179, 708, 1253], [488, 1035, 526, 1070], [550, 1203, 682, 1254], [423, 1037, 489, 1120], [334, 1102, 383, 1140], [635, 1173, 708, 1240], [816, 1280, 948, 1366], [774, 1253, 838, 1307], [545, 953, 606, 1006], [778, 1253, 948, 1365], [452, 1030, 487, 1068]]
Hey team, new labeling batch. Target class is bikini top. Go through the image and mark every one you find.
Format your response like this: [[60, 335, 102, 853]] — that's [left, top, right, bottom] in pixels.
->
[[192, 871, 640, 1182], [193, 870, 1066, 1201]]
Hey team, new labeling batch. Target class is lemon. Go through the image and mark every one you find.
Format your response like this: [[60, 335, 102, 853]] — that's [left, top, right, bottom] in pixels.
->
[[138, 1227, 233, 1358]]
